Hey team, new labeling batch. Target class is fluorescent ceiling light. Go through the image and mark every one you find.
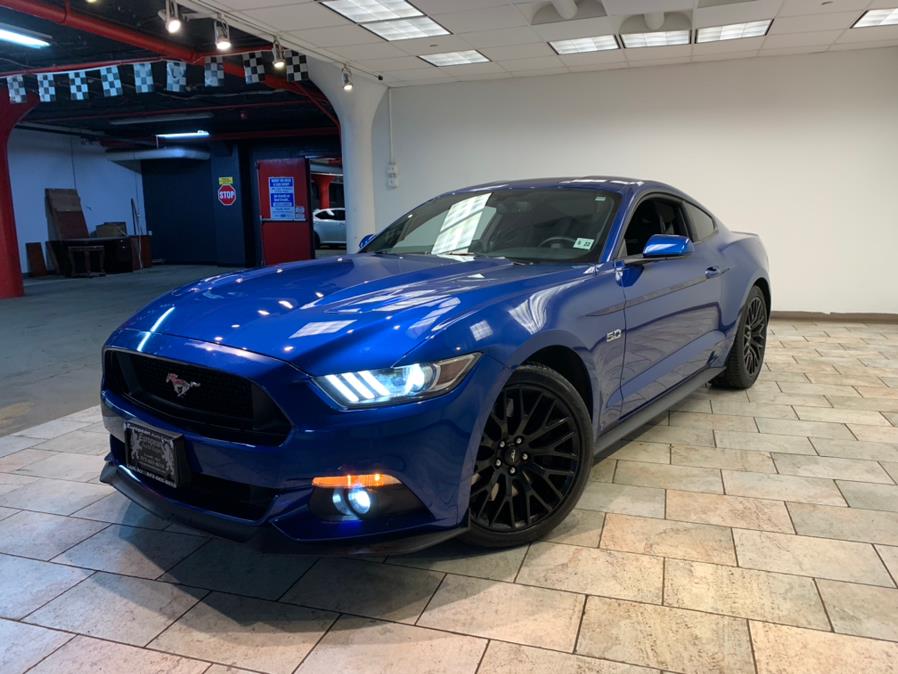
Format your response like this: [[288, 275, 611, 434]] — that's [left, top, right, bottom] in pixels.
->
[[696, 20, 771, 42], [110, 113, 214, 126], [156, 130, 210, 140], [853, 8, 898, 27], [0, 24, 51, 48], [364, 16, 449, 41], [323, 0, 422, 23], [420, 50, 489, 66], [549, 35, 618, 54], [621, 30, 690, 48]]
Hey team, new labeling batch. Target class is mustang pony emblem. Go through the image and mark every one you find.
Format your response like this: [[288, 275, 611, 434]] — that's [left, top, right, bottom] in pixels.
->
[[166, 373, 201, 398]]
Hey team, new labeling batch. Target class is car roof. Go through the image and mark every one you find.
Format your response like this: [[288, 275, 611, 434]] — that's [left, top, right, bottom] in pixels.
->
[[445, 176, 689, 201]]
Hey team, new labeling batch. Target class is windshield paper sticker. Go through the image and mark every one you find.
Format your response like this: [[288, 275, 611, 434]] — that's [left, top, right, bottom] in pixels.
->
[[573, 238, 594, 250]]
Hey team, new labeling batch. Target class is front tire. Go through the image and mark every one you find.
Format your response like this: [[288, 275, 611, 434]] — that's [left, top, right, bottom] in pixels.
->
[[713, 285, 768, 389], [461, 364, 592, 548]]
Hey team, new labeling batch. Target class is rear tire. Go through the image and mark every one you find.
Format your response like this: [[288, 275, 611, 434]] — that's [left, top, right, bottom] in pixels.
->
[[461, 364, 592, 548], [713, 285, 768, 390], [313, 232, 321, 249]]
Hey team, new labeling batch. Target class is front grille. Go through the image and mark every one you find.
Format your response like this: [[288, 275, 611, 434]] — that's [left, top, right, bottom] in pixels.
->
[[105, 350, 291, 445]]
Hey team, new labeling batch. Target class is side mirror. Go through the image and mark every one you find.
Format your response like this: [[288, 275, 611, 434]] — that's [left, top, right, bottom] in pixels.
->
[[642, 234, 694, 259], [358, 233, 376, 251]]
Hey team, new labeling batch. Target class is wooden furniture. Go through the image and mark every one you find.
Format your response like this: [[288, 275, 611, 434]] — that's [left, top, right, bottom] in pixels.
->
[[25, 242, 48, 277], [45, 189, 89, 240], [130, 235, 152, 270], [68, 245, 106, 277], [49, 238, 131, 277]]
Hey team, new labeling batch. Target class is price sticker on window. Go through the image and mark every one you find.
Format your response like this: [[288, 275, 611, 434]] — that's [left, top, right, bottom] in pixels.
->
[[573, 238, 594, 250]]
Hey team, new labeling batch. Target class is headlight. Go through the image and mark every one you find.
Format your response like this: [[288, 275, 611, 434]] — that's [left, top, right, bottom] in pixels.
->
[[314, 353, 479, 408]]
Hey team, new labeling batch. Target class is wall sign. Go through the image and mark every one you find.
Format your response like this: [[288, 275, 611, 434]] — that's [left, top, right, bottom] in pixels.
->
[[218, 183, 237, 207], [269, 176, 304, 221]]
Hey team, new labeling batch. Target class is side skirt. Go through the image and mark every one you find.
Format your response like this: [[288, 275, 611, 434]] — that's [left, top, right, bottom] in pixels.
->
[[593, 366, 725, 460]]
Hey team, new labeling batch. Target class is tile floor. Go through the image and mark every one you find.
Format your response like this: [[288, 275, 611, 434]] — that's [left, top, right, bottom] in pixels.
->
[[1, 320, 898, 673]]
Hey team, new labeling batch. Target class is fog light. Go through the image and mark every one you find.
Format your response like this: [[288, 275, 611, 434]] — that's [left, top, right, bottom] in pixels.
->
[[347, 487, 372, 514], [331, 489, 353, 517], [309, 472, 425, 522]]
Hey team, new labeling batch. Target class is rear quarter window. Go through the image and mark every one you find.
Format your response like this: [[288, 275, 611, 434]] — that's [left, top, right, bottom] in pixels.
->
[[684, 202, 716, 242]]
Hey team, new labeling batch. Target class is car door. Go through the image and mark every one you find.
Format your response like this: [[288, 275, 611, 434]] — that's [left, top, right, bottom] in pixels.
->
[[616, 195, 724, 416], [314, 209, 338, 244]]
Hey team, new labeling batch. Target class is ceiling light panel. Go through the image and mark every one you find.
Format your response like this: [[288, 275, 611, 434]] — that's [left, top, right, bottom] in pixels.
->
[[322, 0, 422, 24], [853, 8, 898, 28], [549, 35, 619, 54], [363, 16, 449, 40], [621, 30, 691, 48], [0, 24, 51, 48], [696, 20, 771, 42], [420, 50, 489, 66]]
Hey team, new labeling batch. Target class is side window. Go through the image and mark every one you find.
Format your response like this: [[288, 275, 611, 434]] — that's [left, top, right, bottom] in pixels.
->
[[683, 202, 716, 242], [620, 198, 689, 257]]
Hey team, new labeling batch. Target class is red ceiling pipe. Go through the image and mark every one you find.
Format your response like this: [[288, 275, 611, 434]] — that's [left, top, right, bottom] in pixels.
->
[[34, 99, 315, 124], [312, 173, 335, 209], [0, 93, 39, 299], [0, 0, 338, 126]]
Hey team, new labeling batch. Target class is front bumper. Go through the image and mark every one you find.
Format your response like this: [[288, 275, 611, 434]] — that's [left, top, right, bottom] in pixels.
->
[[100, 330, 508, 553], [99, 462, 467, 555]]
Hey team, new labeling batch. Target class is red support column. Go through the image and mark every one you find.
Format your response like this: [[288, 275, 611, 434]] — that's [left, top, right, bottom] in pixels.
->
[[312, 174, 335, 209], [0, 92, 37, 299]]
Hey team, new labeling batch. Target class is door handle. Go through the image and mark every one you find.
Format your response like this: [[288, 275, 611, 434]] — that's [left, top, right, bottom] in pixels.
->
[[705, 266, 722, 278]]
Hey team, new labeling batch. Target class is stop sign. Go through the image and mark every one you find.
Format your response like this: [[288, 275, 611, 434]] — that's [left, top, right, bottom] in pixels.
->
[[218, 184, 237, 206]]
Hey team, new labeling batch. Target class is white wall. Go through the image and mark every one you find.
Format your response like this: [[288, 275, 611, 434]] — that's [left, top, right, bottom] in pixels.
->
[[372, 47, 898, 314], [8, 129, 145, 272]]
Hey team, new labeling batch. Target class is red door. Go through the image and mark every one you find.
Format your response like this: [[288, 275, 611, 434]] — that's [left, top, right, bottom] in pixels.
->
[[257, 158, 314, 265]]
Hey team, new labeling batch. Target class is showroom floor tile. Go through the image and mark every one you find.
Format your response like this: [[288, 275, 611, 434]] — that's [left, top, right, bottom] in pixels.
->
[[0, 319, 897, 673]]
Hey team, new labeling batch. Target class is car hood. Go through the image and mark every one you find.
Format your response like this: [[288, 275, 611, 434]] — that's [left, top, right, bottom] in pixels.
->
[[121, 254, 581, 374]]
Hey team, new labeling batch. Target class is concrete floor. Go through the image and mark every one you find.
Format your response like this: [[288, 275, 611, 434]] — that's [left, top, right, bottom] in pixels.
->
[[0, 320, 897, 673], [0, 266, 225, 436]]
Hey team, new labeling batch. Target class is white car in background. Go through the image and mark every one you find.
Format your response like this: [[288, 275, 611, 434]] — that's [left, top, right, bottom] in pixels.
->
[[312, 208, 346, 248]]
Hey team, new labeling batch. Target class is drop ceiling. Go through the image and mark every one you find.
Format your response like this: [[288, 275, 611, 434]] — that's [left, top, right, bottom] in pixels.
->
[[208, 0, 898, 85]]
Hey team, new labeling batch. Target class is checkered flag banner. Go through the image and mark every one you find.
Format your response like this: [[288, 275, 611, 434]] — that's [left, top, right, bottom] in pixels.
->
[[204, 56, 224, 87], [37, 73, 56, 103], [166, 60, 187, 92], [6, 74, 26, 103], [100, 66, 123, 97], [133, 62, 154, 93], [285, 50, 309, 82], [243, 52, 266, 84], [68, 71, 89, 101]]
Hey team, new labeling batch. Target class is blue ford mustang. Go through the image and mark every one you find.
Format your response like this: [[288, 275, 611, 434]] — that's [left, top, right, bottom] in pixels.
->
[[100, 177, 769, 553]]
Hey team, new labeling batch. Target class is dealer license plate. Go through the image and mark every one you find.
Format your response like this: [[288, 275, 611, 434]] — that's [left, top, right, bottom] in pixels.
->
[[124, 421, 184, 488]]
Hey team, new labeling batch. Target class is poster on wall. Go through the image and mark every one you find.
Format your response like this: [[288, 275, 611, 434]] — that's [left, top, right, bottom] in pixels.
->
[[269, 177, 305, 221]]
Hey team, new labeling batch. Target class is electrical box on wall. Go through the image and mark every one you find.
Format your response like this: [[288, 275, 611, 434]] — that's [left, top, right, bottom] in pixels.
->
[[387, 162, 399, 189]]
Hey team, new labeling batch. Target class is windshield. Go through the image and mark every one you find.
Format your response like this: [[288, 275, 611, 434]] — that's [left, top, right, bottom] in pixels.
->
[[362, 188, 620, 264]]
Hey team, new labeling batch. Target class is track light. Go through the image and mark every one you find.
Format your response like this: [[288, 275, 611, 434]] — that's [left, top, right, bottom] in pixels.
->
[[214, 19, 231, 51], [164, 0, 182, 34], [272, 39, 286, 69], [342, 65, 353, 92]]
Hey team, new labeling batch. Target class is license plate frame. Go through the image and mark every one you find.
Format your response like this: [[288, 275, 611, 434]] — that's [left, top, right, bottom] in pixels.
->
[[124, 421, 186, 489]]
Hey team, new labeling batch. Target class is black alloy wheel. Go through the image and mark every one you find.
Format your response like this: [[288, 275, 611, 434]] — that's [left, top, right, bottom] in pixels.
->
[[713, 284, 768, 389], [743, 295, 767, 376], [462, 364, 592, 547]]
